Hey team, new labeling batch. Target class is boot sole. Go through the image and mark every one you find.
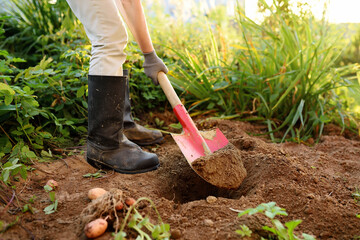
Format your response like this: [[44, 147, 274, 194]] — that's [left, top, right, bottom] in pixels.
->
[[86, 157, 160, 174], [130, 136, 164, 146]]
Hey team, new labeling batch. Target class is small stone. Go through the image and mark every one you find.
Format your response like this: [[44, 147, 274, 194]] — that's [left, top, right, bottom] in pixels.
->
[[280, 148, 286, 155], [180, 217, 188, 224], [204, 219, 214, 226], [304, 207, 312, 214], [306, 193, 315, 199], [307, 138, 314, 145], [320, 231, 331, 238], [206, 196, 217, 204], [170, 229, 182, 239]]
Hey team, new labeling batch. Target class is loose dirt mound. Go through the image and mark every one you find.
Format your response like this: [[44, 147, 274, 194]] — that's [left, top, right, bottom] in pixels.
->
[[191, 143, 247, 189], [1, 119, 359, 240]]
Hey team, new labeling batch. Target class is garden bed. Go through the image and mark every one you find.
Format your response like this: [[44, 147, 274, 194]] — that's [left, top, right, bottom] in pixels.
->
[[1, 119, 360, 239]]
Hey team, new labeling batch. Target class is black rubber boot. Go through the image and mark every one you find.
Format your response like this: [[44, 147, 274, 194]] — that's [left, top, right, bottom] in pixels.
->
[[86, 75, 159, 174], [123, 70, 164, 146]]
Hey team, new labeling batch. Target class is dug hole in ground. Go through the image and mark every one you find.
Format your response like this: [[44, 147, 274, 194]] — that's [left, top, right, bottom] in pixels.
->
[[1, 117, 360, 240]]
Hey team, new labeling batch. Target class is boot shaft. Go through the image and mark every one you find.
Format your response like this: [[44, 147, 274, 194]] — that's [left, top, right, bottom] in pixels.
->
[[123, 69, 136, 129], [88, 75, 126, 147]]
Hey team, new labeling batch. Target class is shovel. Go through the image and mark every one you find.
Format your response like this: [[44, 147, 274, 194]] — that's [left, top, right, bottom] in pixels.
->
[[157, 72, 229, 164]]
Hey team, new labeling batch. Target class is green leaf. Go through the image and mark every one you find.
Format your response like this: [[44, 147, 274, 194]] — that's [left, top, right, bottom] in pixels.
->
[[262, 225, 277, 235], [25, 150, 37, 159], [44, 184, 53, 192], [4, 94, 13, 105], [302, 233, 316, 240], [169, 122, 182, 129], [0, 83, 15, 96], [235, 225, 252, 237], [114, 231, 127, 240], [272, 219, 288, 238], [54, 200, 58, 211], [22, 204, 35, 214], [152, 225, 161, 238], [38, 131, 52, 138], [76, 86, 85, 98], [41, 150, 52, 158], [44, 204, 55, 214], [19, 166, 27, 180], [2, 170, 10, 182], [319, 115, 331, 123], [49, 192, 56, 202]]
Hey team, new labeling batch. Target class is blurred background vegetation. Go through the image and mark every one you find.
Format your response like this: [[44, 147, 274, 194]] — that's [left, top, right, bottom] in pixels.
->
[[0, 0, 359, 182]]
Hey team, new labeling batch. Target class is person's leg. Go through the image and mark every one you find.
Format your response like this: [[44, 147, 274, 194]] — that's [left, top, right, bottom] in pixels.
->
[[122, 70, 164, 146], [66, 0, 159, 173], [66, 0, 127, 76]]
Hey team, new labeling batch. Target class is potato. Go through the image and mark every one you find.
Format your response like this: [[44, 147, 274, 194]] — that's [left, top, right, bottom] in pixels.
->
[[84, 218, 108, 238], [115, 201, 124, 210], [46, 179, 59, 190], [125, 197, 136, 206], [88, 188, 107, 200]]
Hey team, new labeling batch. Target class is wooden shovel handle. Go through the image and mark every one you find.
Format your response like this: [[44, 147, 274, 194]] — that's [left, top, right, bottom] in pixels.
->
[[157, 72, 181, 108], [157, 71, 212, 155]]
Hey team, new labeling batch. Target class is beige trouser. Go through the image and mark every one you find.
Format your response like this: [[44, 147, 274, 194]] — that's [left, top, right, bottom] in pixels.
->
[[66, 0, 128, 76]]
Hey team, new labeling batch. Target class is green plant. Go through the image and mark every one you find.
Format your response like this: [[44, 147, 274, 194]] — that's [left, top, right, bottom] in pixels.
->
[[83, 170, 106, 179], [337, 24, 360, 66], [0, 216, 19, 233], [0, 158, 27, 185], [43, 183, 58, 214], [22, 195, 37, 214], [352, 188, 360, 203], [237, 202, 315, 240], [114, 197, 171, 240], [168, 0, 360, 142], [236, 224, 252, 237], [1, 26, 89, 180], [1, 0, 78, 65]]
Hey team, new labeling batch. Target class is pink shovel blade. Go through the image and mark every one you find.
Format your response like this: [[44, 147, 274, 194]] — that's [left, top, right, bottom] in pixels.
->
[[172, 128, 229, 163], [171, 104, 229, 164]]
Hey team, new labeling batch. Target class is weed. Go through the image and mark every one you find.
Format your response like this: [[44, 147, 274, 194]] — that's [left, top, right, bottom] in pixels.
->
[[0, 158, 27, 185], [113, 197, 171, 240], [83, 170, 106, 179], [236, 202, 316, 240], [43, 184, 58, 215], [0, 216, 19, 233], [235, 224, 252, 237], [352, 188, 360, 203], [22, 195, 37, 214]]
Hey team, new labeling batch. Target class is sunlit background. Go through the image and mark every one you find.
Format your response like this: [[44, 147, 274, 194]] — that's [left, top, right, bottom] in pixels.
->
[[1, 0, 359, 23], [149, 0, 360, 23], [247, 0, 360, 23]]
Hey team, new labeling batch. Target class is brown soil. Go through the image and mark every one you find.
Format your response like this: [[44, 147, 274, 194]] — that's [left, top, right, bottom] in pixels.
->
[[1, 119, 360, 240], [191, 143, 247, 189]]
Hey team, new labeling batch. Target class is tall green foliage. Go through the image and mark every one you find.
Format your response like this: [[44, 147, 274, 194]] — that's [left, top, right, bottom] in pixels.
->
[[0, 13, 90, 182], [1, 0, 78, 65], [168, 0, 360, 142]]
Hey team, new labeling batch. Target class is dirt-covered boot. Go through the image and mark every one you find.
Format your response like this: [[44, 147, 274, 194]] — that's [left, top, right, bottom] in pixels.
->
[[122, 70, 164, 146], [86, 75, 159, 174]]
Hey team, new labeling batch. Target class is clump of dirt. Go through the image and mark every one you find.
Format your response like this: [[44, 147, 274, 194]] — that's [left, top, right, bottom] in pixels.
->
[[191, 143, 247, 189]]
